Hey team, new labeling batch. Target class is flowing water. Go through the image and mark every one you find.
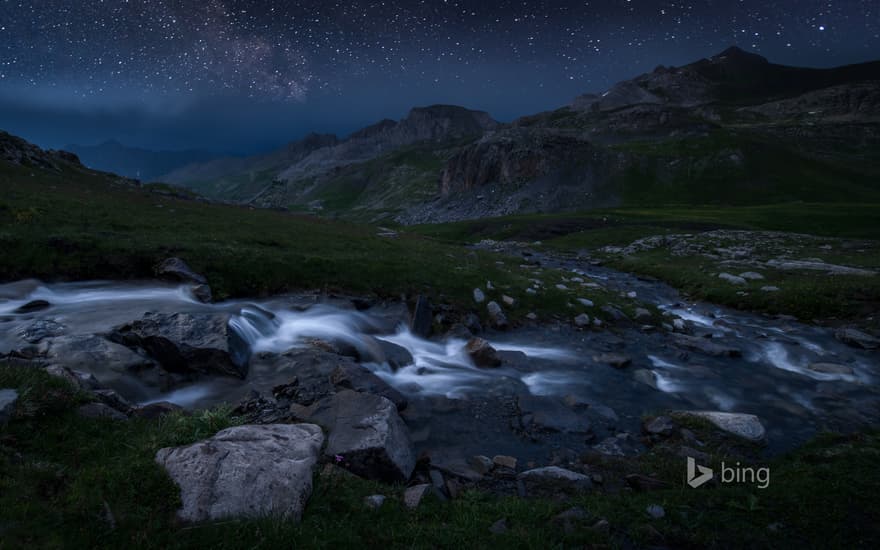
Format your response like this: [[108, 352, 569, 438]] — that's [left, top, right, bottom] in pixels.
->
[[1, 258, 878, 462]]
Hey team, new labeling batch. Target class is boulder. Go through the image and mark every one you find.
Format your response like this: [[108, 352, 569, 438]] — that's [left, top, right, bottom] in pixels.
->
[[465, 337, 502, 367], [410, 295, 433, 338], [517, 466, 592, 498], [807, 362, 854, 375], [375, 339, 414, 370], [486, 301, 509, 329], [307, 390, 415, 483], [156, 424, 324, 522], [14, 299, 50, 314], [834, 328, 880, 350], [154, 257, 207, 285], [0, 389, 18, 424], [673, 334, 741, 357], [672, 410, 766, 442], [112, 312, 250, 378], [39, 335, 156, 373]]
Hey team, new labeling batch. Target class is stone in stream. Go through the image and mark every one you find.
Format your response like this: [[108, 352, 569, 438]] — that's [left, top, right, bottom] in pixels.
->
[[718, 273, 747, 285], [154, 257, 207, 284], [14, 299, 51, 314], [672, 411, 766, 442], [517, 466, 593, 498], [0, 389, 18, 424], [38, 335, 157, 373], [17, 319, 66, 343], [486, 301, 509, 329], [306, 390, 415, 483], [517, 394, 592, 434], [156, 423, 324, 522], [807, 362, 855, 375], [633, 369, 658, 389], [410, 295, 433, 338], [672, 334, 742, 357], [376, 339, 414, 370], [465, 337, 502, 367], [111, 312, 251, 378], [592, 352, 632, 368], [834, 328, 880, 350]]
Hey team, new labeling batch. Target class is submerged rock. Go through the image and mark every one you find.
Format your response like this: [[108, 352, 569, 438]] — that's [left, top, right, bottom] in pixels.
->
[[807, 362, 855, 375], [156, 423, 324, 522], [673, 334, 742, 357], [154, 257, 207, 285], [15, 299, 50, 314], [834, 328, 880, 350], [592, 352, 632, 368]]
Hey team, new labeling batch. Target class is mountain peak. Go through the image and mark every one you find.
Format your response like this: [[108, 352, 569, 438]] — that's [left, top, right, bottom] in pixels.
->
[[711, 46, 769, 65]]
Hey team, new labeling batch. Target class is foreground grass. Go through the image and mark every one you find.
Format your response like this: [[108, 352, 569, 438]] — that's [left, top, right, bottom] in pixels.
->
[[2, 364, 879, 548]]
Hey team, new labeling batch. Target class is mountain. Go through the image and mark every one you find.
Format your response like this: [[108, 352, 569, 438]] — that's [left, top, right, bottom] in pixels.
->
[[164, 48, 880, 223], [161, 105, 498, 216], [65, 140, 229, 182]]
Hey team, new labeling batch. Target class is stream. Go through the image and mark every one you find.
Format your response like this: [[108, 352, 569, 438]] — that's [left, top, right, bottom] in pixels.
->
[[1, 254, 878, 464]]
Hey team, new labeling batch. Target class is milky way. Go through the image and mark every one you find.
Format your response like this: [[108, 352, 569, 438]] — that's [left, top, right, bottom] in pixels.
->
[[1, 1, 877, 151]]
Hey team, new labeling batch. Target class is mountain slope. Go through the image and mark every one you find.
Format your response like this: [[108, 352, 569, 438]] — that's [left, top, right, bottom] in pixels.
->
[[65, 140, 229, 182]]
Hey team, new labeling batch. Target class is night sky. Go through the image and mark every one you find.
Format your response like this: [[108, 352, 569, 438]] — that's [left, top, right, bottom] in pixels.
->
[[1, 1, 877, 153]]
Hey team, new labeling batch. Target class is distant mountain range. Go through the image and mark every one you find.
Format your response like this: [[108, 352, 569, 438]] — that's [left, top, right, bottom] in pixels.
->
[[63, 140, 231, 182]]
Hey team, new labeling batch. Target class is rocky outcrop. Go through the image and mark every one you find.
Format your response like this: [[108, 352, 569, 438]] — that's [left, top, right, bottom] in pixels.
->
[[111, 312, 250, 378], [1, 131, 83, 171], [156, 424, 324, 522]]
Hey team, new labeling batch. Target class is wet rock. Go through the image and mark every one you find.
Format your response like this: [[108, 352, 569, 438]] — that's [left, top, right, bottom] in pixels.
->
[[633, 369, 658, 389], [574, 313, 591, 327], [718, 273, 747, 285], [17, 319, 66, 343], [643, 415, 675, 437], [492, 455, 517, 470], [92, 388, 133, 414], [15, 299, 50, 313], [673, 410, 766, 442], [486, 301, 509, 329], [626, 474, 672, 492], [473, 288, 486, 304], [465, 337, 502, 367], [0, 389, 18, 424], [517, 394, 592, 434], [410, 295, 433, 338], [78, 402, 127, 421], [156, 423, 324, 522], [834, 328, 880, 350], [363, 495, 386, 510], [38, 335, 156, 374], [112, 312, 250, 378], [673, 334, 741, 357], [808, 362, 855, 375], [133, 401, 184, 419], [329, 362, 408, 410], [517, 466, 592, 498], [190, 284, 213, 303], [44, 365, 101, 390], [376, 339, 414, 370], [739, 272, 765, 280], [592, 352, 632, 368], [154, 257, 207, 285], [307, 390, 415, 483], [404, 484, 432, 509]]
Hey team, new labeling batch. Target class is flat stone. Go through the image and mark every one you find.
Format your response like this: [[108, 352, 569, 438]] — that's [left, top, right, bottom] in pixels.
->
[[633, 369, 658, 389], [673, 410, 766, 442], [739, 272, 765, 280], [156, 424, 323, 522], [517, 466, 592, 497], [807, 362, 854, 375], [517, 394, 591, 434], [593, 352, 632, 368], [718, 273, 747, 285], [835, 328, 880, 350]]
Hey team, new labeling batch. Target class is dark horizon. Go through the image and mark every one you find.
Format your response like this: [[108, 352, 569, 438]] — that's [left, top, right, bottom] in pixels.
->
[[1, 1, 877, 155]]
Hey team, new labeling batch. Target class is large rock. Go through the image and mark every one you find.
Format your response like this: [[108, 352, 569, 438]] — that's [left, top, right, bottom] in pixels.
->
[[673, 411, 766, 442], [0, 389, 18, 424], [835, 328, 880, 350], [112, 312, 250, 378], [39, 335, 157, 373], [673, 334, 742, 357], [155, 424, 324, 522], [306, 390, 415, 483], [517, 466, 593, 498], [154, 257, 207, 284]]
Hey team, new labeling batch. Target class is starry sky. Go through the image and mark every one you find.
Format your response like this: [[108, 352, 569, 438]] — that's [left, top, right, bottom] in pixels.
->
[[1, 0, 877, 153]]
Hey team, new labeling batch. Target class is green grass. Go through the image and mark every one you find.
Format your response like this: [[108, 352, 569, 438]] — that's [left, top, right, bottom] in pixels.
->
[[2, 363, 879, 549]]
